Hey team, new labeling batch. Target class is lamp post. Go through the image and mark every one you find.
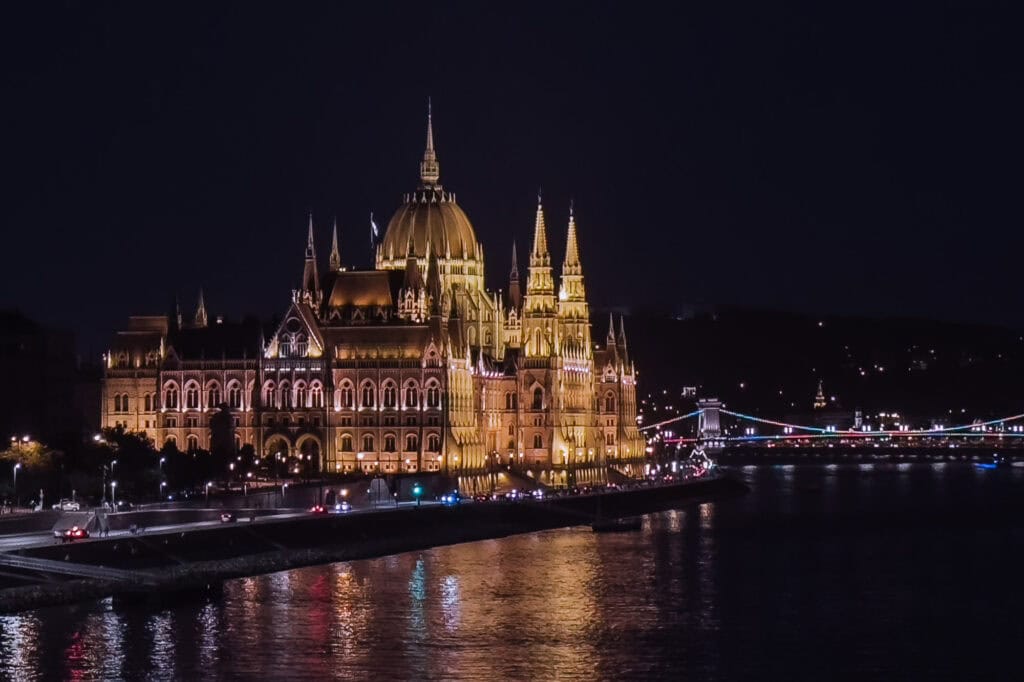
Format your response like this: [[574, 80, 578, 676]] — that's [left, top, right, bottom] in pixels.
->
[[205, 481, 212, 505], [111, 480, 118, 508], [160, 481, 167, 501], [412, 482, 423, 507], [12, 463, 21, 508]]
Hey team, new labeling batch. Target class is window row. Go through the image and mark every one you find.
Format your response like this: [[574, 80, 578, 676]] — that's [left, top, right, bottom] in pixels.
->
[[163, 381, 245, 410], [338, 433, 441, 452], [263, 380, 441, 410]]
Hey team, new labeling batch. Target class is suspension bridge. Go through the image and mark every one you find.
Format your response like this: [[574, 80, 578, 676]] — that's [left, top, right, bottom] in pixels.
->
[[639, 399, 1024, 451]]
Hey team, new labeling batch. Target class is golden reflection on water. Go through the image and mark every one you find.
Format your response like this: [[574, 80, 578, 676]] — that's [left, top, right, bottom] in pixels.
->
[[0, 508, 728, 680]]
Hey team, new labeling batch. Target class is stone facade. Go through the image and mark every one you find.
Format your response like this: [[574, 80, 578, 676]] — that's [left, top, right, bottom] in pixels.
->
[[101, 108, 644, 483]]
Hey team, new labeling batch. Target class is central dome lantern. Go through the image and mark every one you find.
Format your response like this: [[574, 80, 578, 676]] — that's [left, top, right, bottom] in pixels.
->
[[376, 102, 485, 293]]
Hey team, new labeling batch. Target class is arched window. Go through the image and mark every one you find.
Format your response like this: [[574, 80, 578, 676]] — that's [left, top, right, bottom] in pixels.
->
[[144, 394, 152, 412], [426, 383, 440, 408], [606, 433, 615, 445], [427, 433, 440, 452], [605, 393, 616, 412], [384, 434, 396, 452], [382, 383, 397, 409], [362, 383, 376, 408], [234, 434, 242, 452], [295, 383, 307, 408], [295, 333, 308, 357], [280, 382, 292, 409], [341, 434, 353, 451], [185, 383, 199, 409], [310, 383, 324, 408], [263, 382, 276, 409], [362, 434, 374, 452], [341, 384, 354, 408], [186, 434, 199, 452], [534, 328, 542, 355], [533, 434, 543, 448], [532, 387, 543, 410], [207, 384, 221, 408], [165, 385, 179, 410], [405, 385, 418, 408], [228, 382, 242, 409], [113, 394, 122, 412], [405, 434, 418, 451]]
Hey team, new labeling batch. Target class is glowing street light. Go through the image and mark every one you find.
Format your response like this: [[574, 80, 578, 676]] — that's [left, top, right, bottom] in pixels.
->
[[111, 480, 118, 507], [205, 481, 212, 504], [412, 482, 423, 507], [12, 463, 21, 506]]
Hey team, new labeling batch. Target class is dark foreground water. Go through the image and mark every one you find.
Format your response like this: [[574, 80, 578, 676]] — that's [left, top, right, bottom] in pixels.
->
[[3, 463, 1024, 680]]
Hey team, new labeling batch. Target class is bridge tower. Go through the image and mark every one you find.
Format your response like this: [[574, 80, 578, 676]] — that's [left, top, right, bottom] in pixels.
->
[[697, 398, 723, 448]]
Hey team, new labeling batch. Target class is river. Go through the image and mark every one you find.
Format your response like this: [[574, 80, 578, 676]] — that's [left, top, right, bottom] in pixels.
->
[[2, 463, 1022, 680]]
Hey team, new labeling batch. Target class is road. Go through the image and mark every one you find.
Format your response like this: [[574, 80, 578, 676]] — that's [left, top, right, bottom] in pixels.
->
[[0, 501, 443, 552]]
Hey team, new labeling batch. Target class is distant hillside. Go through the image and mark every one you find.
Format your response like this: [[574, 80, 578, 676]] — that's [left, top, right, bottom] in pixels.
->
[[614, 306, 1024, 417]]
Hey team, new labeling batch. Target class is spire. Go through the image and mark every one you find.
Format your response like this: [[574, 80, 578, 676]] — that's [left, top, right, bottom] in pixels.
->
[[427, 251, 442, 315], [509, 241, 522, 310], [194, 289, 207, 328], [617, 315, 628, 349], [329, 218, 341, 271], [302, 213, 320, 295], [606, 313, 616, 346], [530, 191, 549, 264], [419, 98, 441, 187], [563, 200, 581, 272]]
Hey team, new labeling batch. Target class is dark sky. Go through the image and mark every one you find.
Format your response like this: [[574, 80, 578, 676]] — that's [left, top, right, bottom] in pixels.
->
[[2, 2, 1022, 351]]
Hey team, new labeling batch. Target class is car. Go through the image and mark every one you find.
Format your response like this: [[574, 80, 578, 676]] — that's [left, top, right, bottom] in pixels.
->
[[220, 512, 236, 523], [472, 493, 490, 503], [440, 492, 461, 506], [64, 526, 89, 540], [334, 500, 352, 513], [309, 504, 328, 514], [531, 489, 545, 500], [52, 499, 81, 511]]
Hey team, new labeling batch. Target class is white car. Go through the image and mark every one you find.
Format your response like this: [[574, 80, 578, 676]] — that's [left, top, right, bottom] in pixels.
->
[[52, 500, 81, 511]]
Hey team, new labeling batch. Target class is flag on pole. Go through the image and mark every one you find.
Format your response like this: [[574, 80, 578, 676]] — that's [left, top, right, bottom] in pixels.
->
[[370, 211, 379, 244]]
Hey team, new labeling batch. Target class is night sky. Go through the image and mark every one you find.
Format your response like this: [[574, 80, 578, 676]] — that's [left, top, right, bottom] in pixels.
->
[[2, 2, 1022, 351]]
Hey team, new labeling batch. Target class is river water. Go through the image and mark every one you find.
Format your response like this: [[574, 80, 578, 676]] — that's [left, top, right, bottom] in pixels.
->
[[2, 463, 1022, 680]]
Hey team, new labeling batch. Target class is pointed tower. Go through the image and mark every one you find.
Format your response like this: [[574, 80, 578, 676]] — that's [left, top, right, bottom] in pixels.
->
[[194, 289, 208, 328], [419, 98, 441, 187], [522, 191, 557, 357], [427, 251, 443, 317], [813, 379, 828, 409], [557, 201, 591, 360], [302, 213, 320, 298], [617, 315, 629, 364], [559, 200, 586, 302], [329, 218, 342, 271], [508, 241, 522, 310], [606, 313, 617, 347]]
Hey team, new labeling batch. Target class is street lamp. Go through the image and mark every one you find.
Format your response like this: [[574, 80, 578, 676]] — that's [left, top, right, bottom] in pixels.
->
[[12, 463, 21, 507], [205, 481, 212, 504], [412, 482, 423, 507], [160, 481, 167, 499], [111, 480, 118, 508]]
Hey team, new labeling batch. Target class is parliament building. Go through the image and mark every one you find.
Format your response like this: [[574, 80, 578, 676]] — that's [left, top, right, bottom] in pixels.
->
[[101, 109, 643, 486]]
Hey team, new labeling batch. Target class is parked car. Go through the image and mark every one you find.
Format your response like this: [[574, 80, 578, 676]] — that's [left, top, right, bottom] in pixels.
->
[[52, 499, 80, 512], [334, 500, 352, 513], [220, 512, 236, 523], [440, 492, 461, 506], [309, 505, 328, 514]]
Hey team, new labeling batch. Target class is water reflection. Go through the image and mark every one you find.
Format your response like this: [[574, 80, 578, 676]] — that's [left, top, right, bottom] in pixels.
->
[[1, 463, 1021, 679]]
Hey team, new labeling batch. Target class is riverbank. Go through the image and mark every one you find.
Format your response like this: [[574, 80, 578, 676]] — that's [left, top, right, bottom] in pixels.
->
[[0, 475, 746, 613]]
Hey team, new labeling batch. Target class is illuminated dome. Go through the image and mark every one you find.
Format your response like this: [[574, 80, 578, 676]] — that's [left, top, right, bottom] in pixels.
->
[[377, 104, 485, 292], [380, 188, 478, 261]]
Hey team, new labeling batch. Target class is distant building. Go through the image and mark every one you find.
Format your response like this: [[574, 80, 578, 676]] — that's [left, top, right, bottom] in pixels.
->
[[813, 379, 828, 410], [101, 107, 644, 485]]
